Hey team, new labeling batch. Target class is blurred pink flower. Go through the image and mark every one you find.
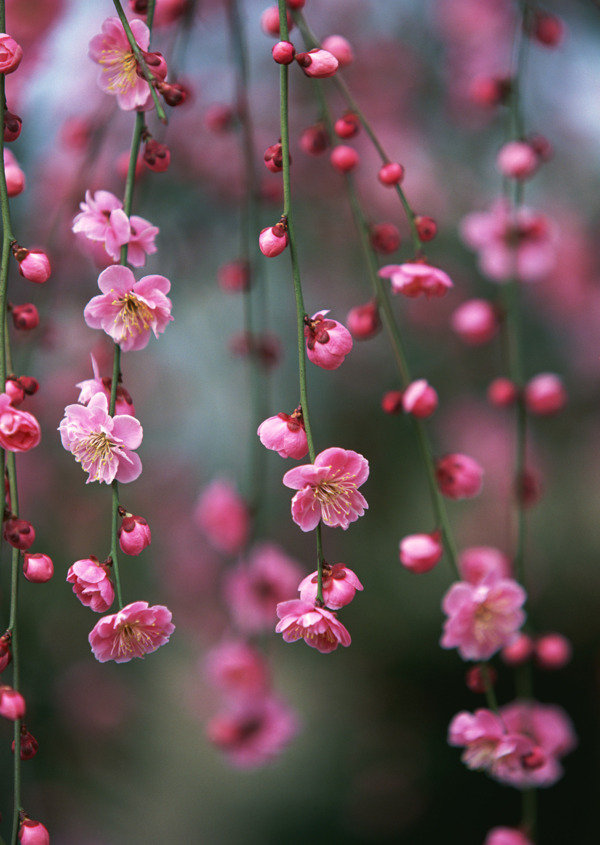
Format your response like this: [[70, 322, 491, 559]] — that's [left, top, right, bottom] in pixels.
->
[[283, 447, 369, 531], [72, 190, 131, 261], [484, 828, 533, 845], [276, 599, 351, 653], [204, 640, 270, 698], [448, 708, 534, 784], [66, 557, 114, 612], [379, 262, 453, 299], [194, 478, 250, 555], [458, 546, 512, 584], [257, 409, 308, 459], [84, 265, 173, 352], [89, 601, 175, 663], [0, 392, 41, 452], [298, 562, 363, 609], [441, 573, 527, 661], [304, 310, 353, 370], [59, 392, 143, 484], [399, 531, 444, 574], [435, 453, 484, 499], [89, 17, 153, 111]]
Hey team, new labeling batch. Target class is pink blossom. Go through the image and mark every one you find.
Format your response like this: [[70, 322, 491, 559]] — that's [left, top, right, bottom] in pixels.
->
[[379, 262, 453, 299], [448, 708, 534, 784], [296, 48, 339, 78], [496, 141, 539, 180], [298, 562, 363, 609], [0, 34, 22, 74], [257, 409, 308, 459], [304, 310, 353, 370], [450, 298, 499, 345], [435, 453, 484, 499], [534, 633, 572, 670], [89, 17, 153, 111], [276, 599, 351, 653], [0, 684, 25, 720], [346, 301, 380, 340], [84, 265, 173, 352], [458, 546, 512, 584], [72, 190, 131, 261], [224, 542, 303, 633], [206, 693, 299, 769], [321, 34, 354, 67], [441, 572, 527, 661], [402, 379, 438, 418], [127, 214, 159, 267], [484, 828, 533, 845], [283, 447, 369, 531], [194, 478, 250, 555], [399, 531, 443, 573], [76, 355, 136, 416], [524, 372, 567, 415], [4, 148, 25, 197], [0, 392, 41, 452], [118, 513, 151, 555], [89, 600, 175, 663], [67, 557, 115, 612], [18, 819, 50, 845], [204, 640, 270, 698], [23, 553, 54, 583], [460, 199, 555, 282], [501, 633, 535, 666], [59, 392, 143, 484]]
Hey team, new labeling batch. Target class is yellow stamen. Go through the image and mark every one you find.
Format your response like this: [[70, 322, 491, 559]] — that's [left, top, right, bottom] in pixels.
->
[[99, 48, 139, 94]]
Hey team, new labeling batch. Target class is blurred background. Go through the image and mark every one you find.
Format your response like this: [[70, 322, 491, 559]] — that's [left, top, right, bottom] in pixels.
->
[[0, 0, 599, 842]]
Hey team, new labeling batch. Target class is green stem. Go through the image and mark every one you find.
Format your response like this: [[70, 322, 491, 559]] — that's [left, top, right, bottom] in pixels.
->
[[111, 481, 124, 609], [6, 452, 21, 845]]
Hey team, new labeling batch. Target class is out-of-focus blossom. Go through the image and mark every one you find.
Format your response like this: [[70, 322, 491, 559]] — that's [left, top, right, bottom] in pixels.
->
[[257, 409, 308, 459], [330, 145, 360, 172], [451, 298, 499, 345], [204, 640, 270, 698], [276, 599, 351, 652], [304, 310, 353, 370], [534, 633, 572, 670], [194, 478, 249, 555], [67, 557, 115, 612], [399, 531, 444, 573], [524, 373, 567, 415], [0, 393, 41, 452], [89, 17, 154, 111], [4, 148, 25, 196], [84, 265, 173, 352], [501, 632, 535, 666], [458, 546, 512, 584], [283, 447, 369, 531], [378, 162, 404, 185], [76, 355, 136, 416], [402, 379, 438, 418], [496, 140, 539, 180], [435, 453, 483, 499], [260, 5, 293, 38], [59, 392, 143, 484], [298, 562, 363, 609], [379, 262, 453, 299], [346, 301, 380, 340], [484, 828, 533, 845], [89, 601, 175, 663], [321, 34, 354, 67]]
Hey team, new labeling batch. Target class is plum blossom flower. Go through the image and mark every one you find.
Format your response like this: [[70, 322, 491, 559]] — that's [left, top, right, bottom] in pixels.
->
[[304, 310, 353, 370], [282, 447, 369, 531], [399, 531, 444, 573], [298, 562, 363, 609], [72, 190, 130, 261], [0, 685, 25, 720], [204, 640, 270, 698], [0, 34, 23, 74], [435, 453, 484, 499], [295, 48, 339, 78], [0, 393, 41, 452], [484, 828, 533, 845], [59, 392, 143, 484], [89, 600, 175, 663], [89, 17, 154, 111], [276, 599, 351, 653], [257, 408, 308, 459], [127, 214, 159, 267], [206, 693, 299, 769], [84, 265, 173, 352], [379, 262, 453, 299], [194, 478, 250, 555], [18, 819, 50, 845], [441, 571, 527, 661], [67, 556, 115, 612], [118, 513, 151, 555], [76, 355, 136, 416]]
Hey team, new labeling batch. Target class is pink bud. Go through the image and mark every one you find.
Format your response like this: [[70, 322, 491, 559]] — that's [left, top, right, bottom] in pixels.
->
[[402, 379, 438, 418], [4, 109, 22, 142], [299, 562, 363, 609], [5, 377, 25, 405], [299, 123, 329, 155], [469, 76, 511, 107], [484, 827, 533, 845], [139, 50, 168, 82], [257, 409, 308, 459], [334, 112, 360, 139], [0, 34, 23, 74], [414, 215, 437, 242], [272, 40, 295, 64], [487, 377, 519, 408], [158, 81, 188, 107], [321, 34, 354, 68], [534, 633, 572, 670], [524, 373, 567, 415], [465, 664, 497, 694], [370, 222, 401, 254], [0, 684, 25, 720], [304, 310, 353, 370], [286, 0, 305, 8], [295, 48, 339, 78], [260, 5, 293, 38], [528, 11, 564, 47], [23, 553, 54, 583], [18, 819, 50, 845], [263, 141, 287, 173], [259, 223, 288, 257], [13, 726, 38, 760], [451, 299, 499, 345], [0, 633, 12, 673], [217, 259, 250, 293], [435, 453, 484, 500], [143, 138, 170, 172], [496, 141, 539, 180], [501, 632, 534, 666], [330, 145, 359, 172], [346, 301, 380, 340], [11, 304, 39, 330], [381, 390, 404, 415], [378, 162, 404, 186], [4, 517, 35, 550], [118, 513, 152, 555], [4, 149, 25, 197], [399, 531, 443, 573], [14, 249, 51, 284]]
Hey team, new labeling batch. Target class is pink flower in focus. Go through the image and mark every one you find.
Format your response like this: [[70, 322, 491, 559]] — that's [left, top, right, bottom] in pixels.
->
[[435, 453, 484, 499], [76, 355, 136, 416], [18, 819, 50, 845], [304, 310, 353, 370], [276, 599, 351, 653], [441, 572, 527, 661], [59, 392, 143, 484], [295, 48, 339, 78], [194, 478, 250, 555], [224, 542, 303, 633], [118, 513, 151, 555], [84, 265, 173, 352], [204, 640, 270, 698], [206, 693, 299, 769], [72, 190, 131, 261], [23, 553, 54, 583], [399, 531, 443, 573], [484, 828, 533, 845], [15, 249, 51, 283], [257, 408, 308, 459], [67, 556, 115, 612], [0, 684, 25, 720], [89, 17, 153, 111], [283, 447, 369, 531], [89, 600, 175, 663], [0, 393, 41, 452], [448, 708, 534, 784], [298, 562, 363, 609], [379, 262, 453, 299], [127, 214, 159, 267], [0, 34, 23, 74]]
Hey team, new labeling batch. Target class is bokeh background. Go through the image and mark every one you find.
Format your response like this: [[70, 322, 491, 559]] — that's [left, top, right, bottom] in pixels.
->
[[0, 0, 599, 842]]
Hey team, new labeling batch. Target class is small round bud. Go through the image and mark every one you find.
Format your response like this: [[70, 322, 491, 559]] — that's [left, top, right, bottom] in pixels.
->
[[14, 248, 51, 284], [334, 112, 360, 139], [378, 162, 404, 186], [330, 145, 359, 173], [529, 11, 564, 48], [143, 138, 170, 172], [118, 513, 152, 556], [469, 75, 511, 107], [11, 304, 40, 330], [415, 215, 437, 242], [259, 223, 288, 257], [346, 301, 380, 340], [299, 123, 329, 155], [487, 377, 519, 408], [370, 222, 401, 254], [158, 81, 188, 107], [497, 141, 539, 180], [451, 299, 499, 345], [321, 34, 354, 68], [23, 553, 54, 583], [260, 5, 293, 38], [4, 517, 35, 551], [264, 141, 288, 173], [402, 379, 438, 418], [501, 632, 534, 666], [381, 390, 404, 415], [0, 34, 23, 75], [524, 373, 567, 415], [535, 633, 572, 670], [399, 531, 443, 574], [272, 40, 295, 64], [465, 664, 497, 694], [0, 684, 25, 719], [435, 454, 483, 499]]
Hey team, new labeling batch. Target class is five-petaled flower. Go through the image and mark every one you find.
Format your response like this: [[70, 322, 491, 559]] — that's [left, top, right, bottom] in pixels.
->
[[88, 600, 175, 663], [282, 447, 369, 531], [84, 265, 173, 352], [0, 392, 41, 452], [275, 599, 351, 653], [59, 392, 143, 484], [379, 262, 453, 299], [304, 310, 353, 370], [89, 17, 156, 111]]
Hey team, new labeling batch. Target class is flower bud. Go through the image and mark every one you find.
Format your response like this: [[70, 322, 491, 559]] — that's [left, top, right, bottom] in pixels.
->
[[118, 512, 152, 555], [402, 379, 438, 418], [5, 377, 25, 405], [528, 11, 564, 47], [321, 34, 354, 68], [399, 531, 443, 573], [259, 223, 288, 257], [257, 409, 308, 459], [381, 390, 404, 415], [299, 562, 363, 609], [23, 553, 54, 583], [217, 259, 250, 293], [0, 34, 23, 74], [370, 222, 401, 254], [295, 49, 339, 78], [435, 454, 484, 499], [18, 818, 50, 845], [0, 684, 25, 720], [260, 5, 293, 38], [272, 40, 295, 64], [286, 0, 305, 8], [487, 377, 519, 408], [18, 376, 39, 396], [12, 725, 38, 760], [299, 123, 329, 155], [501, 632, 534, 666], [465, 664, 497, 694], [378, 162, 404, 186], [330, 145, 359, 172], [14, 248, 51, 284], [143, 138, 170, 172], [534, 633, 572, 670], [158, 81, 188, 107], [334, 112, 360, 139], [204, 103, 236, 133], [496, 141, 539, 180], [263, 141, 287, 173], [346, 301, 380, 340], [0, 632, 12, 672], [524, 373, 567, 415], [4, 517, 35, 550], [4, 149, 25, 197], [415, 215, 437, 241], [3, 109, 22, 142], [451, 299, 499, 345], [139, 50, 168, 82], [11, 303, 39, 330]]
